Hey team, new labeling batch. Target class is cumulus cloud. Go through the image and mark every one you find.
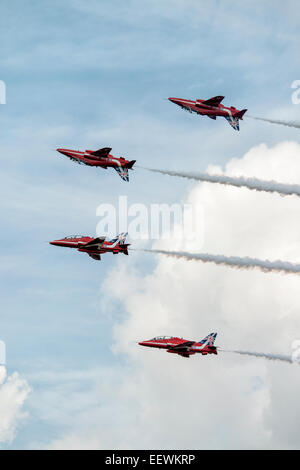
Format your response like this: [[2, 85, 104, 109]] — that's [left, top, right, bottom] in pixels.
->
[[0, 366, 31, 445], [43, 141, 300, 449]]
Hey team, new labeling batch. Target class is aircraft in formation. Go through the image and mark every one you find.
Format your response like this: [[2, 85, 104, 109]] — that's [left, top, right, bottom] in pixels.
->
[[52, 96, 243, 359], [55, 96, 245, 186], [50, 232, 129, 261], [168, 95, 247, 131], [56, 147, 136, 181], [139, 332, 218, 358]]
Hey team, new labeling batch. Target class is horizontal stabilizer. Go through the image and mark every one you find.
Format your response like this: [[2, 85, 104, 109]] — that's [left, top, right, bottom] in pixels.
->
[[121, 243, 130, 255], [201, 96, 225, 107], [125, 160, 136, 169], [234, 109, 247, 120], [91, 147, 112, 158], [207, 345, 218, 354]]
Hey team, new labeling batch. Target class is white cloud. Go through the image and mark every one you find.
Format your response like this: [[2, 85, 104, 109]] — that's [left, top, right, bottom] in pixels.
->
[[0, 366, 31, 445], [43, 141, 300, 449]]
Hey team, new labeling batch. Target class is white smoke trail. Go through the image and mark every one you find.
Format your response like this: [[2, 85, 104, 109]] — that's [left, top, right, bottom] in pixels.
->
[[220, 349, 294, 364], [247, 115, 300, 130], [140, 167, 300, 198], [136, 248, 300, 276]]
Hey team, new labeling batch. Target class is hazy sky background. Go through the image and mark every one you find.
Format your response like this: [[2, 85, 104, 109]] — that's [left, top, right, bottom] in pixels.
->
[[1, 0, 300, 449]]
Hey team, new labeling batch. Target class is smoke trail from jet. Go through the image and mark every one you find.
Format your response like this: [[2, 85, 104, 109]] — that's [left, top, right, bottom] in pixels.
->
[[247, 115, 300, 130], [136, 248, 300, 276], [140, 167, 300, 198], [220, 349, 294, 364]]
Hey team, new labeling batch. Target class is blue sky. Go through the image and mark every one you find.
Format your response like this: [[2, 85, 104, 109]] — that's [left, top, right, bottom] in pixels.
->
[[1, 0, 300, 449]]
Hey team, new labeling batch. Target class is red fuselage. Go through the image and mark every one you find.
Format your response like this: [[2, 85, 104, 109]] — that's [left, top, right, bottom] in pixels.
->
[[169, 97, 240, 118], [57, 148, 130, 169], [49, 234, 130, 261], [139, 336, 218, 358], [56, 147, 136, 181], [168, 96, 247, 131]]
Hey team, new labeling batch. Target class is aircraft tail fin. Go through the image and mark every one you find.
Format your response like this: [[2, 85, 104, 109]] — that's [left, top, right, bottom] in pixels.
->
[[109, 233, 130, 254], [225, 116, 240, 131], [199, 332, 217, 346], [115, 166, 129, 181], [114, 160, 135, 181], [225, 109, 247, 131], [109, 232, 128, 246]]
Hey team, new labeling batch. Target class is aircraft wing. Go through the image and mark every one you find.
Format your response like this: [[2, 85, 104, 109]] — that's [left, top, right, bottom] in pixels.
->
[[201, 95, 225, 107], [178, 352, 192, 358], [90, 147, 112, 158], [82, 237, 106, 249], [88, 253, 101, 261], [169, 341, 195, 352]]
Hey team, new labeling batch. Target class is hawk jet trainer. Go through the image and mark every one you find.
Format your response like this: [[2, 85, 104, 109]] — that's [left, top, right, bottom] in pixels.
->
[[56, 147, 136, 181], [50, 232, 130, 261], [169, 95, 247, 131], [139, 332, 218, 358]]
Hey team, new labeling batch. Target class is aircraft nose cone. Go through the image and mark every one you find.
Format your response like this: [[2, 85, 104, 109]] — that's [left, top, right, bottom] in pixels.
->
[[57, 148, 68, 156], [49, 240, 60, 246]]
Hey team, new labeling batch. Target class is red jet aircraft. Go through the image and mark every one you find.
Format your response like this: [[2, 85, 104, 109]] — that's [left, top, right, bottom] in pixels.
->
[[139, 332, 217, 358], [56, 147, 136, 181], [50, 232, 129, 261], [169, 95, 247, 131]]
